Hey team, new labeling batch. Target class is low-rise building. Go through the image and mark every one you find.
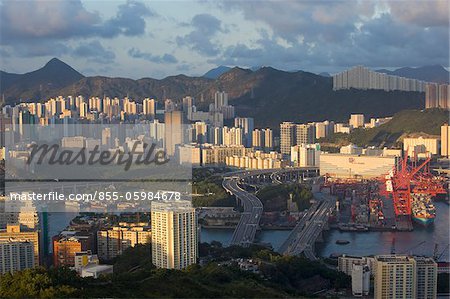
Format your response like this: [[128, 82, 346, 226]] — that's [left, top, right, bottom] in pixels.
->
[[403, 136, 439, 157], [97, 223, 151, 260], [320, 154, 396, 178]]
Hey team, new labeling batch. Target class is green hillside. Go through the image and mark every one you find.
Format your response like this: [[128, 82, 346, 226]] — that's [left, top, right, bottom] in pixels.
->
[[321, 109, 449, 147]]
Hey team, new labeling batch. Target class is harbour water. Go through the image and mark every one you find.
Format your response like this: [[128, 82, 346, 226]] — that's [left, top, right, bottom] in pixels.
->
[[47, 202, 449, 260], [201, 201, 450, 260]]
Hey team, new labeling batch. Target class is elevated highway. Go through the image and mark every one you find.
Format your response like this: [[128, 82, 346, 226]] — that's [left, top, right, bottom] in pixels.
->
[[223, 167, 320, 247], [278, 192, 336, 260]]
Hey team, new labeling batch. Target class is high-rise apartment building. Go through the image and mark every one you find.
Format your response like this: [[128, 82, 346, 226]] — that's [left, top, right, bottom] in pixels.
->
[[352, 263, 370, 297], [280, 122, 296, 157], [143, 98, 156, 118], [441, 124, 450, 157], [222, 126, 243, 146], [182, 96, 194, 115], [333, 66, 426, 92], [151, 201, 197, 270], [0, 240, 34, 274], [214, 91, 228, 109], [252, 129, 263, 148], [296, 124, 315, 145], [415, 257, 437, 299], [0, 224, 39, 266], [290, 143, 321, 167], [438, 84, 449, 109], [426, 83, 450, 109], [374, 255, 417, 299], [263, 128, 273, 149], [164, 111, 184, 156], [234, 117, 254, 147]]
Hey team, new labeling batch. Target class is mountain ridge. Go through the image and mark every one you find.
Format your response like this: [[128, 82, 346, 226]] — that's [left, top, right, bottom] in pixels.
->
[[0, 59, 427, 128], [376, 65, 449, 84]]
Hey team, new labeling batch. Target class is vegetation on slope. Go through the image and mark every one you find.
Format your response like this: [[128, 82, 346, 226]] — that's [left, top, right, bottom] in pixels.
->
[[0, 243, 351, 298], [319, 108, 449, 148]]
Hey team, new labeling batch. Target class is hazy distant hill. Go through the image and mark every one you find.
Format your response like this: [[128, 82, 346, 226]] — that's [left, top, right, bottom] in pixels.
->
[[0, 59, 426, 128], [0, 58, 84, 101], [318, 72, 331, 77], [203, 66, 231, 79], [377, 65, 449, 84]]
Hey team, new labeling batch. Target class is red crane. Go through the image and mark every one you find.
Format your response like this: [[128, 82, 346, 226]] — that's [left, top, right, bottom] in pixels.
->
[[383, 153, 446, 217]]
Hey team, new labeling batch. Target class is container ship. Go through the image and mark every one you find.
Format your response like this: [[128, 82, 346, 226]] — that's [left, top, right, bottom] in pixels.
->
[[411, 194, 436, 226]]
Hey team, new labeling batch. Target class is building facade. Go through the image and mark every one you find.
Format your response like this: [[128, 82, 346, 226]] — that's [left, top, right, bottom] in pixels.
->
[[0, 240, 34, 274], [374, 255, 417, 299], [151, 201, 197, 270], [97, 224, 151, 260]]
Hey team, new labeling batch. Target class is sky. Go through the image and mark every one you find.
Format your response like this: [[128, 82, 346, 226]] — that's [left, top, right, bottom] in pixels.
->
[[0, 0, 448, 79]]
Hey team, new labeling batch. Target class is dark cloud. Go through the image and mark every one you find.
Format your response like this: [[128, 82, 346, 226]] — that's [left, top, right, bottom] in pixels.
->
[[72, 41, 116, 64], [101, 1, 155, 37], [176, 14, 224, 56], [213, 1, 449, 70], [128, 48, 178, 64], [0, 0, 153, 44]]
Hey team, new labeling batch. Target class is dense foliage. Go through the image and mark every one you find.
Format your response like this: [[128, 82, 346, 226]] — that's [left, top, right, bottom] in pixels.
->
[[257, 184, 313, 212], [192, 168, 235, 207], [0, 243, 351, 298]]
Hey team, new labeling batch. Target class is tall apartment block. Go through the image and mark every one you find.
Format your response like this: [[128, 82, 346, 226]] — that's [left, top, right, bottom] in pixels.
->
[[333, 66, 426, 92], [415, 257, 438, 299], [0, 224, 39, 267], [296, 124, 315, 144], [374, 255, 417, 299], [374, 255, 437, 299], [0, 240, 34, 274], [280, 122, 296, 158], [151, 200, 197, 270], [164, 110, 184, 156], [234, 117, 254, 147], [426, 83, 450, 109]]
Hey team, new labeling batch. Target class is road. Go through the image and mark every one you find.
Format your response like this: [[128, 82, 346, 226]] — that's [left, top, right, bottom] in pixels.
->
[[222, 167, 320, 247], [278, 192, 336, 260], [223, 176, 263, 247]]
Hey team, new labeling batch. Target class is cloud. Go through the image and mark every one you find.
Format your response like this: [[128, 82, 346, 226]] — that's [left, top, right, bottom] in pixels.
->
[[176, 14, 224, 56], [213, 0, 449, 69], [101, 0, 155, 37], [72, 41, 116, 64], [0, 0, 154, 43], [128, 48, 178, 64], [388, 0, 449, 28]]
